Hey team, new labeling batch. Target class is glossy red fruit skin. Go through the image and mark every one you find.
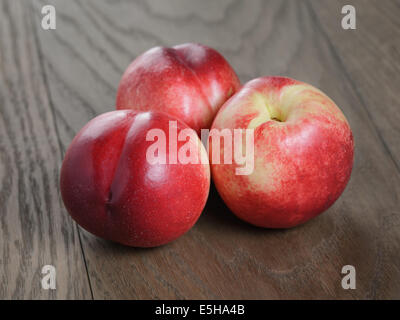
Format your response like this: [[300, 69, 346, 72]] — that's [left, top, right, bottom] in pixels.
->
[[60, 110, 210, 247], [115, 43, 241, 134]]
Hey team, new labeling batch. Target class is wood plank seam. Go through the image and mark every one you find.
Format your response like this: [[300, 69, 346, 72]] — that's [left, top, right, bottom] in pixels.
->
[[306, 0, 400, 175], [28, 0, 95, 300]]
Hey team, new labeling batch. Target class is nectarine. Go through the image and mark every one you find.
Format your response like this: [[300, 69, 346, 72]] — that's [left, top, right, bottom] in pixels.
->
[[116, 43, 240, 134], [60, 110, 210, 247], [210, 76, 354, 228]]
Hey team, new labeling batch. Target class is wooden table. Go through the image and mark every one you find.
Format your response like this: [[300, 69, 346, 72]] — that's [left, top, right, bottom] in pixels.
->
[[1, 0, 399, 299]]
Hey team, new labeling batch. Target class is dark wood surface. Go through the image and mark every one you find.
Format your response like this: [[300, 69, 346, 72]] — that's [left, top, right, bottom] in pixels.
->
[[1, 0, 399, 299]]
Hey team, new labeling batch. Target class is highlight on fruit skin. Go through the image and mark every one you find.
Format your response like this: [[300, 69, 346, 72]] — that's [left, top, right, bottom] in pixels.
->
[[60, 110, 210, 247], [115, 42, 241, 135], [209, 76, 354, 228]]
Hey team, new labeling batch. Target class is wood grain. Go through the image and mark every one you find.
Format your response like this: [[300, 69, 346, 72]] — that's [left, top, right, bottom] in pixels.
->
[[0, 0, 399, 299], [0, 0, 92, 299], [309, 0, 400, 170]]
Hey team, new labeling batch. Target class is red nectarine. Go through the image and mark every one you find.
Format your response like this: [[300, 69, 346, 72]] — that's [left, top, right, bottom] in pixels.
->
[[210, 76, 354, 228], [116, 43, 240, 134], [60, 110, 210, 247]]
